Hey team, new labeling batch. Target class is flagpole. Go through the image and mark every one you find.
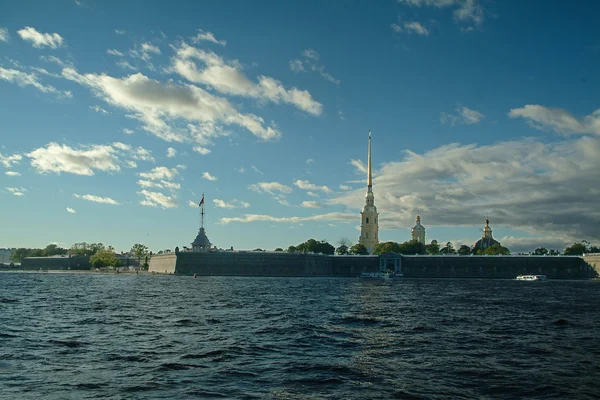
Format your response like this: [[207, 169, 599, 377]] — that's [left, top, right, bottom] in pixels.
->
[[201, 193, 205, 229]]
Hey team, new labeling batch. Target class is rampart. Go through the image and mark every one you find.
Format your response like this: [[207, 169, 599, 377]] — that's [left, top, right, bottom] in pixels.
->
[[148, 251, 596, 279], [583, 254, 600, 277]]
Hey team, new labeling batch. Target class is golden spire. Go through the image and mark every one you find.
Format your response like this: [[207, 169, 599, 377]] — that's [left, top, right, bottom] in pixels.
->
[[367, 130, 372, 191]]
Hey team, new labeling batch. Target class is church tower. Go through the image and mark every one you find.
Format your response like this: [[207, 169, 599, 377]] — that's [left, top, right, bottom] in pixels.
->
[[359, 131, 379, 253], [411, 214, 426, 244], [192, 194, 212, 252]]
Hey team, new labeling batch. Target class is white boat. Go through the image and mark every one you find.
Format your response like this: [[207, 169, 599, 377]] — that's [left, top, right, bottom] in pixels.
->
[[516, 274, 547, 281]]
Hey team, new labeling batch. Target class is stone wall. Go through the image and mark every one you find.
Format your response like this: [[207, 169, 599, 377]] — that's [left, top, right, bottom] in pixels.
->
[[148, 253, 177, 274], [583, 254, 600, 277], [400, 255, 595, 279], [21, 255, 91, 270], [331, 255, 379, 276]]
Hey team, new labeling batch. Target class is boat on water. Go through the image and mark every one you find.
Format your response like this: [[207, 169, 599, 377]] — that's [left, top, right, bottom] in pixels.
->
[[516, 274, 547, 281]]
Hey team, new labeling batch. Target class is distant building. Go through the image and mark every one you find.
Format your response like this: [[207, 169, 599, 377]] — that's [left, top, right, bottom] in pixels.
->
[[359, 131, 379, 253], [411, 215, 426, 244], [0, 248, 14, 264], [192, 194, 212, 252], [473, 218, 500, 252]]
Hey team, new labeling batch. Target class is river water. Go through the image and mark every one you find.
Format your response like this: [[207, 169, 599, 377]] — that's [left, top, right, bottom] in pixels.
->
[[0, 273, 599, 399]]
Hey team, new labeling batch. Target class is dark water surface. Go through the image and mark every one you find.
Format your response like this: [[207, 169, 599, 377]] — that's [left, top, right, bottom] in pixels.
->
[[1, 273, 599, 399]]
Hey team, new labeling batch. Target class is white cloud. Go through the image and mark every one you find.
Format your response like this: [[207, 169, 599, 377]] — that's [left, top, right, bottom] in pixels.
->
[[294, 179, 331, 193], [62, 67, 280, 142], [0, 67, 72, 97], [137, 179, 181, 190], [170, 43, 323, 115], [306, 158, 314, 164], [74, 193, 119, 205], [193, 146, 211, 155], [107, 49, 124, 56], [328, 135, 600, 244], [138, 189, 177, 209], [17, 27, 64, 48], [90, 105, 109, 115], [139, 166, 178, 181], [213, 199, 251, 209], [192, 30, 226, 46], [289, 59, 304, 72], [188, 200, 197, 208], [237, 167, 245, 173], [126, 160, 137, 168], [251, 165, 263, 175], [6, 187, 26, 196], [339, 184, 351, 191], [289, 49, 339, 85], [5, 171, 21, 176], [397, 0, 484, 29], [140, 42, 160, 55], [441, 106, 484, 125], [117, 60, 137, 71], [301, 201, 321, 208], [249, 181, 292, 195], [39, 55, 72, 68], [0, 152, 22, 168], [0, 28, 9, 43], [202, 171, 217, 181], [122, 128, 134, 135], [219, 211, 356, 225], [350, 159, 367, 174], [114, 29, 126, 35], [167, 147, 177, 158], [307, 191, 319, 197], [27, 143, 120, 176], [508, 105, 600, 136], [404, 21, 430, 36], [66, 207, 76, 214]]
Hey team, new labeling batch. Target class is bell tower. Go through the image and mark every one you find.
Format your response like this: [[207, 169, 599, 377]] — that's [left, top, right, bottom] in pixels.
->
[[359, 131, 379, 253]]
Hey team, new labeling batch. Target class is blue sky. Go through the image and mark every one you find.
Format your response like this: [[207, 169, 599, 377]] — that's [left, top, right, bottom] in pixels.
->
[[1, 0, 599, 253]]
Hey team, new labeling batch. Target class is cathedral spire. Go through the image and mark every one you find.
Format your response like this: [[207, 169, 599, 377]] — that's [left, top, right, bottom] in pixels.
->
[[367, 130, 372, 191]]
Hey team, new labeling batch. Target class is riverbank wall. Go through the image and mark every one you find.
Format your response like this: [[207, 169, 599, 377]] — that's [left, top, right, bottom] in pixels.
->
[[148, 251, 597, 279]]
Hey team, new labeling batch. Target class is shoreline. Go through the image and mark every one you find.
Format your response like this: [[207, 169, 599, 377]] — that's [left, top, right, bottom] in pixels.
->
[[0, 269, 149, 274]]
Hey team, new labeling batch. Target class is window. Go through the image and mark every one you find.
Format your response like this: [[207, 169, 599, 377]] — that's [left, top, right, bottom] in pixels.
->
[[366, 217, 369, 224]]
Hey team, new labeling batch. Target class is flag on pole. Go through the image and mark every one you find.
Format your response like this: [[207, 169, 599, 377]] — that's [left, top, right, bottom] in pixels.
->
[[199, 195, 204, 207]]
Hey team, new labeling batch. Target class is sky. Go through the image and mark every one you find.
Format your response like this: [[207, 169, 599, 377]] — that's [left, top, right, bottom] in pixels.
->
[[1, 0, 599, 254]]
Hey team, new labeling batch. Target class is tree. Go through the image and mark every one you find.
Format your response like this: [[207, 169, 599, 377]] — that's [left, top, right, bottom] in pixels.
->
[[549, 249, 560, 256], [373, 241, 402, 255], [274, 248, 283, 252], [287, 246, 297, 253], [533, 247, 548, 255], [293, 239, 335, 255], [253, 248, 264, 252], [336, 244, 349, 255], [482, 243, 511, 255], [338, 237, 352, 247], [69, 242, 105, 256], [564, 242, 588, 255], [457, 245, 471, 255], [131, 244, 149, 265], [89, 248, 120, 269], [440, 242, 456, 255], [425, 240, 440, 255], [11, 248, 33, 262], [349, 244, 369, 255], [398, 240, 426, 255], [44, 244, 67, 256]]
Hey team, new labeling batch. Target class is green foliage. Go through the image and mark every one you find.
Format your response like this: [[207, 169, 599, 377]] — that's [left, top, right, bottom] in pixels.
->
[[425, 240, 440, 255], [373, 241, 401, 255], [338, 237, 352, 247], [89, 248, 120, 268], [253, 248, 264, 252], [398, 240, 426, 255], [274, 248, 283, 252], [336, 244, 349, 255], [10, 244, 68, 261], [10, 248, 31, 262], [131, 243, 149, 263], [44, 244, 68, 256], [564, 241, 599, 255], [549, 249, 560, 256], [533, 247, 548, 255], [457, 245, 471, 255], [440, 242, 456, 254], [69, 242, 105, 256], [481, 243, 511, 255], [293, 239, 335, 255], [349, 243, 369, 255], [287, 246, 297, 253]]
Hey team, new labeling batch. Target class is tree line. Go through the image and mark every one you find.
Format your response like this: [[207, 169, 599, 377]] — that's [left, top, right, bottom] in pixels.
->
[[9, 242, 151, 269]]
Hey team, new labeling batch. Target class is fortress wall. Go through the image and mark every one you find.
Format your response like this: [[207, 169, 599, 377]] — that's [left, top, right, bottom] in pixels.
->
[[21, 255, 91, 270], [401, 255, 594, 279], [583, 255, 600, 277], [331, 255, 379, 276], [175, 252, 333, 276], [148, 253, 177, 274]]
